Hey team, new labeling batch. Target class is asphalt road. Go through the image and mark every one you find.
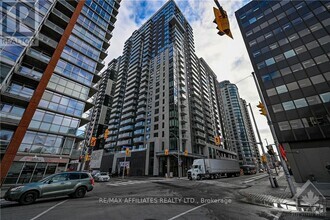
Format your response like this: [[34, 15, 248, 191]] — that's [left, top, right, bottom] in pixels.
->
[[0, 174, 324, 220]]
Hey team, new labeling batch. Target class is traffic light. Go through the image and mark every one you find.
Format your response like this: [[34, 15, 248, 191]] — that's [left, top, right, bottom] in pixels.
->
[[165, 149, 169, 156], [90, 137, 97, 147], [184, 149, 188, 156], [85, 154, 91, 161], [125, 147, 130, 156], [261, 155, 267, 163], [213, 1, 233, 39], [214, 136, 221, 145], [104, 129, 109, 139], [257, 102, 267, 116]]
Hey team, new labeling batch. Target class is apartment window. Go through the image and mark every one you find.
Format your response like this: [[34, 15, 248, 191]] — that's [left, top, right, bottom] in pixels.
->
[[291, 63, 303, 72], [272, 104, 283, 113], [276, 85, 288, 94], [154, 133, 158, 137], [278, 121, 291, 131], [290, 119, 304, 129], [324, 72, 330, 81], [298, 78, 312, 88], [314, 54, 329, 65], [294, 45, 307, 55], [284, 50, 295, 59], [162, 131, 164, 137], [306, 95, 322, 105], [320, 92, 330, 103], [288, 33, 298, 42], [154, 124, 158, 130], [306, 40, 319, 50], [154, 116, 159, 122], [274, 54, 285, 62], [280, 67, 292, 76], [298, 29, 311, 38], [266, 88, 277, 97], [310, 75, 326, 85], [302, 59, 316, 69], [318, 35, 330, 45], [294, 98, 308, 108], [269, 43, 278, 50], [278, 38, 289, 46], [282, 101, 295, 110], [265, 58, 275, 66], [287, 82, 299, 91], [155, 109, 159, 114]]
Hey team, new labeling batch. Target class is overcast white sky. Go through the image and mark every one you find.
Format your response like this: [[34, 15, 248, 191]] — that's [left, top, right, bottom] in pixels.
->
[[104, 0, 275, 151]]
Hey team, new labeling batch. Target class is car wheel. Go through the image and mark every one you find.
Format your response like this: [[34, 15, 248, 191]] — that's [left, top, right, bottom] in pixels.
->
[[19, 191, 37, 205], [73, 187, 86, 198], [197, 175, 201, 180], [188, 176, 192, 180]]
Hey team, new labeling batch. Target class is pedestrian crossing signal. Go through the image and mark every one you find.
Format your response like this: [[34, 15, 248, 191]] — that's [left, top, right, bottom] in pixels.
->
[[184, 149, 188, 156]]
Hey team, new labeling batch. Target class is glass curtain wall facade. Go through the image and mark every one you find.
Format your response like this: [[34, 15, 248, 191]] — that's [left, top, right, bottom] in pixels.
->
[[218, 81, 256, 168], [104, 0, 236, 177], [1, 0, 121, 184], [236, 0, 330, 182]]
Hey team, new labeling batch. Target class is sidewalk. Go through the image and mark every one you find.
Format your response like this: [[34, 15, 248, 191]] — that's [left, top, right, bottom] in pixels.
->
[[239, 171, 329, 215]]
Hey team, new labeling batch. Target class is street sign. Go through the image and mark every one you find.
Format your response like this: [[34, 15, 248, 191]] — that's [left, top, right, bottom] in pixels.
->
[[120, 161, 130, 168]]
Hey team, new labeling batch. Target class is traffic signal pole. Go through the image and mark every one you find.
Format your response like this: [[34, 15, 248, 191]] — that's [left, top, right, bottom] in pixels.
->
[[247, 103, 276, 188], [252, 72, 296, 197]]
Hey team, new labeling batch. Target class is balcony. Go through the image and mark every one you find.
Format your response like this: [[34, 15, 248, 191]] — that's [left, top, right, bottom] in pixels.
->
[[118, 132, 133, 139], [196, 139, 205, 145], [133, 137, 144, 143], [117, 140, 132, 146]]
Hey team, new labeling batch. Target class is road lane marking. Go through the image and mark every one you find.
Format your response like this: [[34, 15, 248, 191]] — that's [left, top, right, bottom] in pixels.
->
[[168, 203, 208, 220], [243, 174, 268, 183], [30, 199, 68, 220], [106, 179, 173, 187]]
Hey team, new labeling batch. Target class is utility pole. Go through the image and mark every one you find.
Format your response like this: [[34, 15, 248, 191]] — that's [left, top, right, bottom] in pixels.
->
[[248, 103, 276, 187], [252, 72, 296, 197]]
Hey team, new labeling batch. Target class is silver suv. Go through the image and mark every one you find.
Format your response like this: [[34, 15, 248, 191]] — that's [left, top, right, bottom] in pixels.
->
[[4, 172, 94, 205]]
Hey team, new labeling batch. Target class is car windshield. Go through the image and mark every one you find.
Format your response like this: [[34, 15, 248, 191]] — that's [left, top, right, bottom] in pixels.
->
[[100, 172, 108, 175]]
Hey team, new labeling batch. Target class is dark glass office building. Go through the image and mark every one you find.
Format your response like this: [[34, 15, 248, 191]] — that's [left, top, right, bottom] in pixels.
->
[[236, 1, 330, 182]]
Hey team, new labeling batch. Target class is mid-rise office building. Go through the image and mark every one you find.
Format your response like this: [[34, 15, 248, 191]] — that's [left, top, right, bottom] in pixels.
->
[[217, 81, 257, 168], [236, 0, 330, 182], [1, 0, 121, 184], [103, 0, 236, 177]]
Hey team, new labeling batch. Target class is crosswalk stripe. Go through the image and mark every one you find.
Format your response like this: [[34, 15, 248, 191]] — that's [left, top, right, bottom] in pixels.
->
[[106, 179, 172, 186]]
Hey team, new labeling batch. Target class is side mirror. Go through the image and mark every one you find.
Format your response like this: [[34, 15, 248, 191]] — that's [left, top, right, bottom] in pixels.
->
[[48, 180, 53, 184]]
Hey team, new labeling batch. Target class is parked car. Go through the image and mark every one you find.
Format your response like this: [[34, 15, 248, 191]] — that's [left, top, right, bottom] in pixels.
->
[[4, 172, 94, 205], [91, 170, 100, 178], [94, 172, 110, 182]]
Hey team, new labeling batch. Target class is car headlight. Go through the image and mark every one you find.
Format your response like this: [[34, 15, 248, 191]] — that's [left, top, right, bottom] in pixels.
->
[[10, 186, 24, 191]]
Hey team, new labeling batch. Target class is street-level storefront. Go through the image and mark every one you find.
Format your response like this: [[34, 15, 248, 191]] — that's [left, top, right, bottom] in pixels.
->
[[3, 155, 69, 184]]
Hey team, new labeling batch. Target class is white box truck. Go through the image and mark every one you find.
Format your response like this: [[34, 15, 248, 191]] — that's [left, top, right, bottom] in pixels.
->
[[187, 158, 240, 180]]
